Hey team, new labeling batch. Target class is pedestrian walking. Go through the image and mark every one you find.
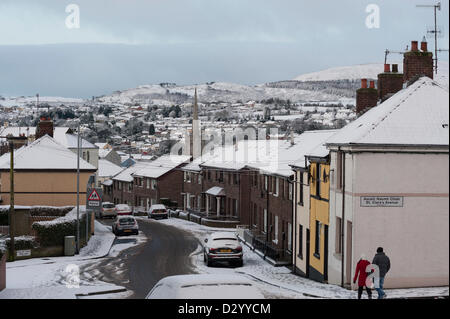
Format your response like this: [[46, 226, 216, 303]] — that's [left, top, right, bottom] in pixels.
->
[[372, 247, 391, 299], [353, 254, 372, 299]]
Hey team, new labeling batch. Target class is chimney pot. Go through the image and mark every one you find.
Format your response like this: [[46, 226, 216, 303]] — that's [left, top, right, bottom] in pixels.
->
[[384, 64, 391, 73], [411, 41, 419, 51], [392, 64, 399, 73], [361, 79, 368, 88], [421, 40, 428, 52], [369, 80, 375, 89]]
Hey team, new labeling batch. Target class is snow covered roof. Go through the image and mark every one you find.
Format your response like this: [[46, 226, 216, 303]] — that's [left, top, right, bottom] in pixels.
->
[[205, 187, 225, 197], [132, 155, 190, 179], [197, 130, 337, 177], [112, 162, 145, 182], [326, 77, 449, 147], [98, 159, 123, 178], [102, 179, 113, 186], [0, 135, 96, 170], [0, 126, 97, 149]]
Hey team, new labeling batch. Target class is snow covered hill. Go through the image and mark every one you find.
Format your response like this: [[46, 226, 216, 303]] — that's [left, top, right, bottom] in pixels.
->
[[293, 63, 386, 82]]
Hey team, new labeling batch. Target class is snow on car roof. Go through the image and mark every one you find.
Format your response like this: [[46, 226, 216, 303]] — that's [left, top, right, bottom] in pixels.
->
[[150, 204, 166, 210], [210, 232, 237, 240], [147, 274, 264, 299], [159, 274, 252, 287]]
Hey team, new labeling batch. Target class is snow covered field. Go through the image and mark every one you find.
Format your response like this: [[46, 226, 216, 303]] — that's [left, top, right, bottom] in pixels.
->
[[151, 217, 449, 300]]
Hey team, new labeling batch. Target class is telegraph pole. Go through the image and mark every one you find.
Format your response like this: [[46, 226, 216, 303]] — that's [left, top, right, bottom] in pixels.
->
[[76, 123, 80, 254], [9, 140, 15, 261], [5, 135, 27, 261]]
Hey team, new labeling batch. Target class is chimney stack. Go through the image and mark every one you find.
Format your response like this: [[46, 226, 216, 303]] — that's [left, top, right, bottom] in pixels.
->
[[403, 39, 433, 82], [35, 117, 54, 140], [378, 63, 403, 101], [356, 78, 378, 115], [369, 80, 375, 89]]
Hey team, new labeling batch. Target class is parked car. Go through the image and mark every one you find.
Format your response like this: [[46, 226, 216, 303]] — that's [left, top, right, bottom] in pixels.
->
[[115, 204, 133, 216], [203, 232, 243, 267], [100, 202, 116, 219], [112, 216, 139, 236], [145, 274, 264, 299], [148, 204, 168, 220]]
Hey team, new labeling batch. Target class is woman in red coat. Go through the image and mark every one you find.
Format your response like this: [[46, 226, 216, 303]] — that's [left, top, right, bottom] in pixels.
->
[[353, 254, 373, 299]]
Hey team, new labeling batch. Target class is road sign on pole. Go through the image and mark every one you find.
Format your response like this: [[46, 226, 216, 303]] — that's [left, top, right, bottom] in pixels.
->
[[86, 188, 103, 210]]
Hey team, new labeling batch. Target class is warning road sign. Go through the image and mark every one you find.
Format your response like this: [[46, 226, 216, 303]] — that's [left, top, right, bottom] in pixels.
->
[[88, 189, 101, 201], [86, 187, 103, 210]]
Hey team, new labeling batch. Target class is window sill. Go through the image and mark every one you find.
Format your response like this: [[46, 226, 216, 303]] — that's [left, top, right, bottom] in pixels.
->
[[272, 240, 278, 245]]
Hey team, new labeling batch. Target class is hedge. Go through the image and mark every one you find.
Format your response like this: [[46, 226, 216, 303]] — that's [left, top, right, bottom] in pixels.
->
[[32, 207, 91, 247], [4, 236, 38, 250], [30, 206, 74, 217], [0, 206, 74, 226]]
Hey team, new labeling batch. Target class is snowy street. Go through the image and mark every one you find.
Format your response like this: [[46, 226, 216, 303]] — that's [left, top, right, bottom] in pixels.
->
[[0, 217, 448, 299]]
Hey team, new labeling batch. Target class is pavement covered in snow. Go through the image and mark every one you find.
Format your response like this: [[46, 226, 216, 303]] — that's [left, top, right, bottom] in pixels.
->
[[0, 221, 140, 299], [152, 217, 449, 299]]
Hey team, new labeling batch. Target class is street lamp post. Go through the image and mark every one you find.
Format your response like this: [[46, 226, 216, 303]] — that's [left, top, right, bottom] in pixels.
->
[[6, 135, 28, 261]]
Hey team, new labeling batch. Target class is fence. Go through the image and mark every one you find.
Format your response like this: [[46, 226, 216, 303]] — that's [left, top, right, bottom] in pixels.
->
[[243, 229, 291, 264]]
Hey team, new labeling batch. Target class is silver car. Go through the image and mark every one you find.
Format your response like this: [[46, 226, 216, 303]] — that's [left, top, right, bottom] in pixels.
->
[[112, 216, 139, 236], [203, 232, 243, 267], [100, 202, 117, 219]]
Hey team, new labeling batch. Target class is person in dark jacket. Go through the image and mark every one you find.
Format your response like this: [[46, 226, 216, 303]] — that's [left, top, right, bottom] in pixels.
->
[[372, 247, 391, 299], [353, 254, 372, 299]]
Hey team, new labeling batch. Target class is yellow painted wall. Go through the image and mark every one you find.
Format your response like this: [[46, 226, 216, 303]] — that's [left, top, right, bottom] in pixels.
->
[[0, 171, 94, 206], [309, 162, 330, 278]]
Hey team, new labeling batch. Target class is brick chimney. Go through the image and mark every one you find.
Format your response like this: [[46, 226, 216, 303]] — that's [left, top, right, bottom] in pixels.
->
[[35, 117, 54, 140], [403, 39, 433, 82], [356, 79, 378, 115], [377, 63, 404, 101]]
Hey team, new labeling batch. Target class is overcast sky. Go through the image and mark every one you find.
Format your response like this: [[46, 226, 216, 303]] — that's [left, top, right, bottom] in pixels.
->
[[0, 0, 448, 98]]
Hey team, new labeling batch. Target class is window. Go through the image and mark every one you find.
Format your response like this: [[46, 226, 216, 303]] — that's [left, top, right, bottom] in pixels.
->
[[197, 195, 202, 209], [263, 209, 268, 233], [298, 225, 303, 259], [151, 180, 157, 190], [287, 223, 292, 252], [299, 172, 304, 206], [315, 221, 321, 258], [198, 173, 202, 184], [264, 176, 268, 191], [273, 216, 279, 244], [335, 217, 342, 254], [219, 171, 224, 183], [147, 178, 150, 189]]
